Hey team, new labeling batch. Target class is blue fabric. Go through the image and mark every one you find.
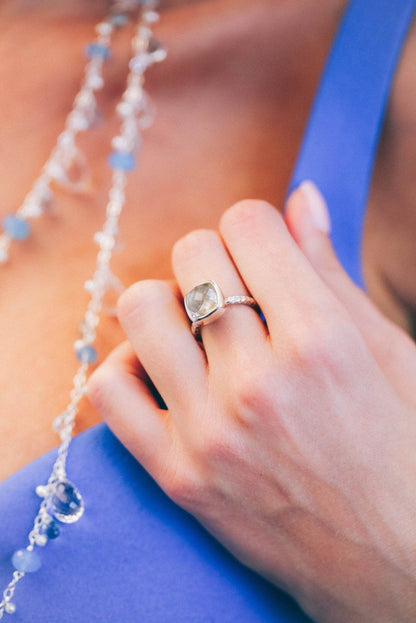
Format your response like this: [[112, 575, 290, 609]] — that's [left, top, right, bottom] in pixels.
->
[[1, 1, 415, 620], [0, 425, 310, 622], [289, 0, 416, 287]]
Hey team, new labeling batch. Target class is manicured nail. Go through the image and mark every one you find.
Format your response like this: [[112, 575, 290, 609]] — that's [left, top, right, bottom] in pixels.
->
[[298, 180, 331, 234]]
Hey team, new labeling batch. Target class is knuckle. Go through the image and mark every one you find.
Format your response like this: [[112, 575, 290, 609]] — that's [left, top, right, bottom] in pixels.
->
[[172, 229, 220, 266], [163, 465, 204, 508], [220, 199, 280, 233], [199, 426, 238, 464], [117, 279, 171, 325], [235, 366, 278, 422]]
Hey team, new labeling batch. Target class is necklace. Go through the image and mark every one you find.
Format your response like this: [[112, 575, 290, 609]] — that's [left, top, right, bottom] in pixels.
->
[[0, 1, 166, 616]]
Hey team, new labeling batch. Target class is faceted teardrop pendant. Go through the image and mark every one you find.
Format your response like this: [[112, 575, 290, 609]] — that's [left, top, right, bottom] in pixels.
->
[[50, 480, 84, 524], [49, 147, 91, 195], [102, 271, 126, 317], [147, 37, 167, 63]]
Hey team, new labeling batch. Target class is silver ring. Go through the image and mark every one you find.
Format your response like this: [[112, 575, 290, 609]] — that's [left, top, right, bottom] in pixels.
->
[[184, 280, 259, 338]]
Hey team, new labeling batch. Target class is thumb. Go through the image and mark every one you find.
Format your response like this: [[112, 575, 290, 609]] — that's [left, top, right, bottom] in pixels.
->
[[284, 181, 416, 402]]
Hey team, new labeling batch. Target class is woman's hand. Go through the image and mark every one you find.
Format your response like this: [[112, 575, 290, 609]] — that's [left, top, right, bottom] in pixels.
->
[[88, 182, 416, 622]]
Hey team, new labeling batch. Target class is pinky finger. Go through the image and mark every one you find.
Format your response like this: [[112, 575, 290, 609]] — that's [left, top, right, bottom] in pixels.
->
[[87, 340, 174, 478], [284, 181, 416, 400]]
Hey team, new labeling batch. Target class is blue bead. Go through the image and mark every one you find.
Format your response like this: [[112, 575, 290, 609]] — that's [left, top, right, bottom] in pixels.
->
[[46, 522, 60, 539], [84, 43, 111, 60], [12, 549, 42, 573], [76, 344, 98, 364], [40, 521, 60, 540], [2, 215, 30, 240], [109, 13, 129, 26], [108, 151, 136, 172], [51, 480, 84, 523]]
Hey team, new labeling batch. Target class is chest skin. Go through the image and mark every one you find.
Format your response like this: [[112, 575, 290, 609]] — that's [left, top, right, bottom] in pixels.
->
[[0, 0, 414, 480]]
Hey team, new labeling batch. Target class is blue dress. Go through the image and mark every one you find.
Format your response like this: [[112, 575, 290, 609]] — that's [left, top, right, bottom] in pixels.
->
[[0, 1, 414, 620]]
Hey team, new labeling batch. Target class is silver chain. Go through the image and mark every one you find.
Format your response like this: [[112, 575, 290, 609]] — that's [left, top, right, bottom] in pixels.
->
[[0, 1, 165, 616]]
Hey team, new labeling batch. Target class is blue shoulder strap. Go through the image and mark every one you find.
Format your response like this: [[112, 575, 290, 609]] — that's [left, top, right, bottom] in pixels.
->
[[289, 0, 416, 287]]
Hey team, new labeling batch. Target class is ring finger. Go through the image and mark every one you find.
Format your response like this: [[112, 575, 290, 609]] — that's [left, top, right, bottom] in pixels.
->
[[171, 228, 268, 375]]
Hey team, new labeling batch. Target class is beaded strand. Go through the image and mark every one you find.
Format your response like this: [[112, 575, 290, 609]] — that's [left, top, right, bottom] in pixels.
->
[[0, 1, 166, 617], [0, 5, 128, 262]]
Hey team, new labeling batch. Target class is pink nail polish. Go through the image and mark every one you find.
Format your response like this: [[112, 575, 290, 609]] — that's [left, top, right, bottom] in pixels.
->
[[298, 180, 331, 234]]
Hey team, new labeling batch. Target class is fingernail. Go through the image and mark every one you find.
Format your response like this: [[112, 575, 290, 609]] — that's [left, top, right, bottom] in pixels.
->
[[298, 180, 331, 234]]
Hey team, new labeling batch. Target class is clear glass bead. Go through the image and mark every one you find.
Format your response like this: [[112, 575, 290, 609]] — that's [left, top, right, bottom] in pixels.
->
[[108, 202, 123, 218], [138, 25, 152, 41], [147, 37, 167, 62], [50, 147, 91, 194], [111, 135, 130, 152], [137, 94, 156, 130], [67, 111, 89, 132], [129, 55, 149, 74], [52, 409, 75, 433], [44, 159, 63, 178], [84, 310, 99, 328], [84, 279, 97, 294], [27, 181, 53, 213], [18, 200, 43, 219], [116, 101, 135, 118], [125, 84, 144, 106], [4, 602, 16, 614], [86, 72, 104, 91], [35, 485, 49, 498], [34, 534, 48, 547], [96, 22, 113, 36], [94, 231, 116, 250], [57, 131, 74, 150], [102, 271, 125, 316], [75, 90, 95, 110], [144, 10, 159, 23], [50, 480, 84, 524]]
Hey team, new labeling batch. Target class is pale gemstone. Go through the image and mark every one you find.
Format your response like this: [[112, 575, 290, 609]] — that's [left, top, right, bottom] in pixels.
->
[[86, 72, 104, 91], [147, 37, 167, 63], [116, 101, 135, 118], [5, 602, 16, 614], [96, 22, 113, 36], [35, 485, 49, 498], [144, 11, 160, 24], [35, 534, 48, 547], [185, 282, 219, 319]]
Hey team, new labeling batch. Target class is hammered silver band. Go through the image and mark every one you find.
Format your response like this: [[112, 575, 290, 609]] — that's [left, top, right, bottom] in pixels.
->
[[183, 280, 260, 339], [191, 295, 258, 337]]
